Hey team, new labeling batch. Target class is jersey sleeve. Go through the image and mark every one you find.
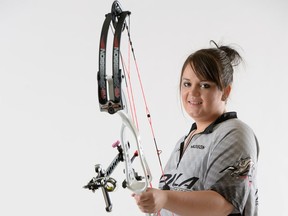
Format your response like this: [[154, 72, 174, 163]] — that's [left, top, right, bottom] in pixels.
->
[[204, 121, 259, 214]]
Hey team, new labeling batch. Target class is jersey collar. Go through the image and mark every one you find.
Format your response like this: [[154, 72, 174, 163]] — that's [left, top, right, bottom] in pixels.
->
[[189, 111, 238, 134]]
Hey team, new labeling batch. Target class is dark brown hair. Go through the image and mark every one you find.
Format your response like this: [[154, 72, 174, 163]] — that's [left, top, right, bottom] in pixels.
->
[[180, 40, 243, 91]]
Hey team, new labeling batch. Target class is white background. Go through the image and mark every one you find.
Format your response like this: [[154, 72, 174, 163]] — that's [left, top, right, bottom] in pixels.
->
[[1, 0, 287, 215]]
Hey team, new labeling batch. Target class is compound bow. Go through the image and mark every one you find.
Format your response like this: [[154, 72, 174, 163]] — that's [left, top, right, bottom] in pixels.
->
[[84, 1, 163, 215]]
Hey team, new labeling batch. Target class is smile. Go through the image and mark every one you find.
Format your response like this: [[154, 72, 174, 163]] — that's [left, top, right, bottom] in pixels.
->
[[189, 101, 202, 105]]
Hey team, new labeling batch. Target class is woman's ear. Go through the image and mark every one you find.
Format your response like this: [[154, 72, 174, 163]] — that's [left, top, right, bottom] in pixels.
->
[[222, 85, 231, 101]]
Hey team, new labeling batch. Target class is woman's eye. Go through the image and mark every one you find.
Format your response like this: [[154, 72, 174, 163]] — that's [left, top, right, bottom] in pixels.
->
[[183, 82, 191, 87], [200, 83, 210, 88]]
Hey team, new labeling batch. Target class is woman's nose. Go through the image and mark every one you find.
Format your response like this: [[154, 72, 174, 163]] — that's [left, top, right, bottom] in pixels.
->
[[189, 86, 200, 97]]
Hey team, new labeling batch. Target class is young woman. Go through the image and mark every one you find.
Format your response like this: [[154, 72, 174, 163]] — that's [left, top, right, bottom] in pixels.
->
[[133, 41, 259, 216]]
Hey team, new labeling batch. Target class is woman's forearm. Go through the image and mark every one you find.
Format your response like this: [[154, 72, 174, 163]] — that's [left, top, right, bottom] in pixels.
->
[[162, 189, 234, 216]]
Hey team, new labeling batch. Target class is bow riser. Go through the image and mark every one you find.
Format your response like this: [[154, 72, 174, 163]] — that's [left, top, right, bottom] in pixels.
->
[[119, 111, 152, 194]]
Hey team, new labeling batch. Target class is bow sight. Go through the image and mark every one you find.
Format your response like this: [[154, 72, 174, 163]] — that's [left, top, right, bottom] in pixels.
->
[[83, 140, 145, 212]]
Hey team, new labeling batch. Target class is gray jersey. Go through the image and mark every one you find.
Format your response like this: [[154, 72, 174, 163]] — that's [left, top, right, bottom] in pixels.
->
[[159, 112, 259, 216]]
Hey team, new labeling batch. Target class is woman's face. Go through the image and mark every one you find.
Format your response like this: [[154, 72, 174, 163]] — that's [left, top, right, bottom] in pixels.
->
[[181, 64, 228, 125]]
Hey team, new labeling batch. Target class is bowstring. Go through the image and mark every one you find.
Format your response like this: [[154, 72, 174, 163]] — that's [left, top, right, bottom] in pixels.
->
[[120, 41, 139, 129], [110, 14, 161, 175], [122, 16, 171, 216], [121, 15, 165, 179], [128, 21, 165, 176]]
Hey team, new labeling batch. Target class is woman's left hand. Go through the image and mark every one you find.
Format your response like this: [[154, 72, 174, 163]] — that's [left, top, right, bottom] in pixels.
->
[[132, 187, 166, 214]]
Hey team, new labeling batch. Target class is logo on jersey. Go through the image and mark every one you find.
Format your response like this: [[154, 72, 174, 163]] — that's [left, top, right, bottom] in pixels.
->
[[220, 157, 254, 178], [190, 144, 205, 149], [159, 173, 199, 190]]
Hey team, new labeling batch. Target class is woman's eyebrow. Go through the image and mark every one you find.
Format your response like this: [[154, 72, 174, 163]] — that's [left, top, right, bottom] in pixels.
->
[[182, 77, 190, 81]]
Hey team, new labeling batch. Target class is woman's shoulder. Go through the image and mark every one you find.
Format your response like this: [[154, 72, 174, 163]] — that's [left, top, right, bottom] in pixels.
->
[[218, 117, 254, 134]]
